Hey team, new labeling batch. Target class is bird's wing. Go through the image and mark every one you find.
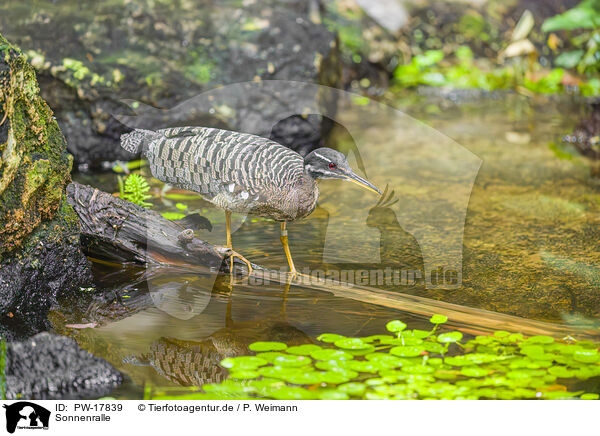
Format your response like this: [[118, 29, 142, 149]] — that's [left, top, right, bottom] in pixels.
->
[[147, 127, 304, 202]]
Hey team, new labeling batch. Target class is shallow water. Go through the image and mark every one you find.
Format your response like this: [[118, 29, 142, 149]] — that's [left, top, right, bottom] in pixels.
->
[[55, 93, 600, 398]]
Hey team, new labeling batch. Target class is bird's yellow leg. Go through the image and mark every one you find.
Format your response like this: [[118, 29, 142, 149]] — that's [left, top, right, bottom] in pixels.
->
[[280, 222, 297, 279], [225, 211, 253, 275]]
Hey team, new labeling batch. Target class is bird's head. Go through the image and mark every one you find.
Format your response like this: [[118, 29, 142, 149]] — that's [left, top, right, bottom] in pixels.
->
[[304, 147, 381, 195]]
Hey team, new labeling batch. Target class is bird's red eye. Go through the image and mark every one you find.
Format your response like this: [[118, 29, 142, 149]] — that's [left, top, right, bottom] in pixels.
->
[[329, 162, 337, 169]]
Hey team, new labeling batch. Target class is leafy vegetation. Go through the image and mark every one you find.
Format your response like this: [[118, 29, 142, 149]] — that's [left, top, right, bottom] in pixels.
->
[[121, 174, 152, 208], [391, 1, 600, 96], [147, 316, 600, 400], [542, 0, 600, 74], [393, 47, 600, 96]]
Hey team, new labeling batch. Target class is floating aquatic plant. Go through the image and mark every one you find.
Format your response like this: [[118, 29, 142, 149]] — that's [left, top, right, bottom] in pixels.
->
[[149, 316, 600, 400]]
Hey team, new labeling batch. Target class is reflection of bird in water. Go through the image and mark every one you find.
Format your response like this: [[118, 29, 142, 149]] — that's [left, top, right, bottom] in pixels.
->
[[366, 186, 424, 273], [121, 127, 380, 277], [124, 320, 311, 386]]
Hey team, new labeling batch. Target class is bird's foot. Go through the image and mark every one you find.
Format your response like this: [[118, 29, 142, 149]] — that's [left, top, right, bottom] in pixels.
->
[[288, 268, 297, 281], [228, 250, 254, 275]]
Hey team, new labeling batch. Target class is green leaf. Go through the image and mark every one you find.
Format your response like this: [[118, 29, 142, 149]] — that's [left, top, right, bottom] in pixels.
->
[[254, 352, 288, 363], [268, 386, 316, 400], [229, 370, 259, 380], [221, 356, 268, 370], [405, 329, 432, 339], [161, 212, 186, 220], [317, 333, 345, 343], [310, 349, 353, 361], [337, 382, 366, 396], [318, 390, 349, 400], [334, 338, 370, 350], [390, 345, 423, 357], [286, 344, 322, 355], [347, 361, 379, 373], [438, 332, 463, 343], [321, 371, 355, 384], [365, 353, 405, 368], [548, 366, 575, 378], [523, 335, 555, 345], [273, 354, 312, 367], [542, 1, 600, 32], [573, 349, 599, 363], [461, 367, 491, 377], [414, 50, 444, 68], [283, 371, 324, 385], [122, 173, 153, 208], [249, 341, 288, 352], [430, 314, 448, 324], [386, 320, 407, 332], [163, 193, 203, 201], [554, 50, 584, 69]]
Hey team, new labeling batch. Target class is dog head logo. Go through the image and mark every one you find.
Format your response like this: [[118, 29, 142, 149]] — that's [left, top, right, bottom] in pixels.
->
[[3, 402, 50, 433]]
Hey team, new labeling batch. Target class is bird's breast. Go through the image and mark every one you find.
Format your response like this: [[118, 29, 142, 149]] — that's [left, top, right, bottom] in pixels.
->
[[247, 174, 318, 222]]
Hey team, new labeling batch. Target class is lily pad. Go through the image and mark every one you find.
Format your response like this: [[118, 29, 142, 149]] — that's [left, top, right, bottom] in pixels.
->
[[523, 335, 555, 345], [390, 345, 423, 357], [348, 361, 379, 373], [221, 356, 268, 370], [310, 349, 353, 361], [386, 320, 407, 332], [430, 314, 448, 324], [337, 382, 366, 396], [254, 352, 288, 363], [334, 338, 370, 350], [283, 371, 324, 385], [460, 367, 491, 377], [438, 332, 463, 343], [573, 349, 599, 363], [286, 344, 322, 355], [268, 386, 316, 400], [273, 354, 312, 367], [318, 390, 349, 400], [321, 371, 355, 384], [229, 370, 259, 380], [317, 333, 345, 343], [249, 341, 288, 352]]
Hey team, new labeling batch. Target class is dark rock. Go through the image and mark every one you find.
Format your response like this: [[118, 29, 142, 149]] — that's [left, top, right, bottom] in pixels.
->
[[0, 218, 92, 338], [5, 332, 122, 399], [0, 0, 341, 168]]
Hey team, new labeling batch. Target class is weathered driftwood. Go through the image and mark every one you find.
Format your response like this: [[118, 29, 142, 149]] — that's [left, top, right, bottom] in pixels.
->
[[66, 182, 239, 271]]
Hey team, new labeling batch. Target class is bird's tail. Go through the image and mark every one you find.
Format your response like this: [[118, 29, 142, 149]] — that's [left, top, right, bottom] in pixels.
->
[[120, 129, 158, 155]]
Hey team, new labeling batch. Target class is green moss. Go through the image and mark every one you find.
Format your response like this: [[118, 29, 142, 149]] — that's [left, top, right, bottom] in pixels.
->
[[0, 33, 74, 256]]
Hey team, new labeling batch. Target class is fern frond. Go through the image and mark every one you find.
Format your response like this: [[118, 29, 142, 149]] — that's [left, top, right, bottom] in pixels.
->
[[123, 173, 153, 208]]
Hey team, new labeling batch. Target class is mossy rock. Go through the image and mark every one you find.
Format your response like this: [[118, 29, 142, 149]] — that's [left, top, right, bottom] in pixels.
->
[[0, 33, 73, 256], [0, 33, 91, 334]]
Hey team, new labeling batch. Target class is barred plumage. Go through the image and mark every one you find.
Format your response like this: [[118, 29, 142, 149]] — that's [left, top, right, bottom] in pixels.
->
[[124, 126, 317, 221], [120, 126, 381, 276]]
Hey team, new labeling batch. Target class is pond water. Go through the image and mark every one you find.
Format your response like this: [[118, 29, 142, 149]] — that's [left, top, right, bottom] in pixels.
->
[[56, 92, 600, 399]]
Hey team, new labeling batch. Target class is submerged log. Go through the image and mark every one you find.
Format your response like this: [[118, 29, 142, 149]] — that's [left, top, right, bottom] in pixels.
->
[[66, 182, 241, 272]]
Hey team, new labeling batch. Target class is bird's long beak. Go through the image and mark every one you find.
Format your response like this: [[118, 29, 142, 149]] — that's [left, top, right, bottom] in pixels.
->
[[344, 171, 382, 195]]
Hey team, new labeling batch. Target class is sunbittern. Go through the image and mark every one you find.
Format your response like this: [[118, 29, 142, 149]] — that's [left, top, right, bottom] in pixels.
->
[[121, 126, 381, 277]]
